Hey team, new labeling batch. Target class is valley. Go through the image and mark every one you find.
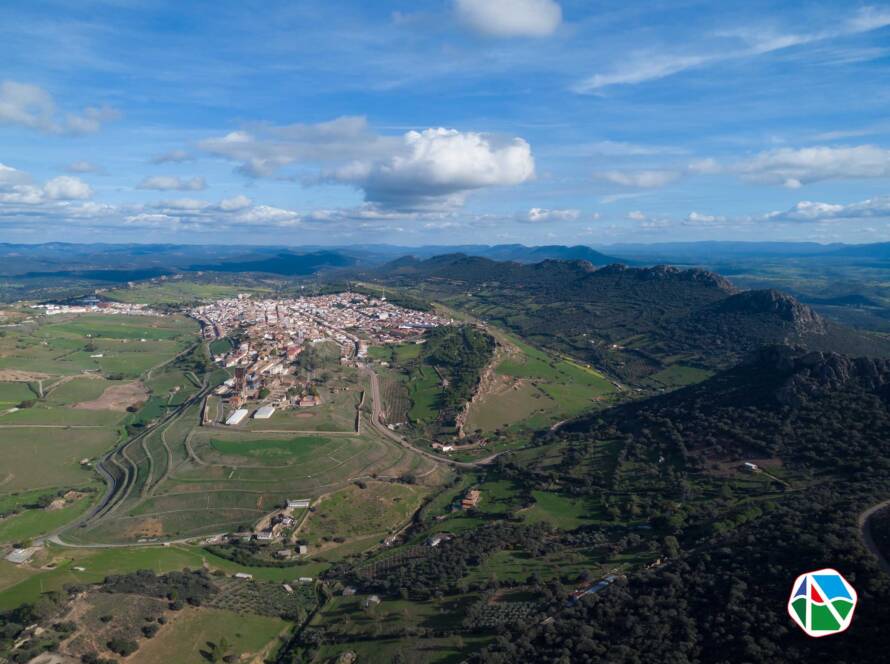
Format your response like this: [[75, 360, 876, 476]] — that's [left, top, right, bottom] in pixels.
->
[[2, 256, 890, 663]]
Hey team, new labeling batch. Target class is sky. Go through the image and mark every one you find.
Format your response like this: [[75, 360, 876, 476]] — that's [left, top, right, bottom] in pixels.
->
[[2, 0, 890, 246]]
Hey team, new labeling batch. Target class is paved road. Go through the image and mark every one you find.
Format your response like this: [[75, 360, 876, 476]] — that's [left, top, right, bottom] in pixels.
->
[[361, 365, 499, 469], [858, 499, 890, 574]]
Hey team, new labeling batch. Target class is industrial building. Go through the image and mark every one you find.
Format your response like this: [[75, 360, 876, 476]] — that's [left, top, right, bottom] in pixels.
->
[[225, 408, 249, 426], [254, 405, 276, 419]]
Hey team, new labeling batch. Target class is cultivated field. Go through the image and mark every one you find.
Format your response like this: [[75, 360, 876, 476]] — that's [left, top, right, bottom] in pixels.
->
[[465, 334, 615, 433], [0, 313, 197, 500]]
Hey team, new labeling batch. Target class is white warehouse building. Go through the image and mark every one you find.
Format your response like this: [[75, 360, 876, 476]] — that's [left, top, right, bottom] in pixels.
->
[[225, 408, 249, 426]]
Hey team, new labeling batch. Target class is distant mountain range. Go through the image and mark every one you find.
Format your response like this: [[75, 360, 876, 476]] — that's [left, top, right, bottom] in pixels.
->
[[5, 241, 890, 281], [366, 253, 890, 382]]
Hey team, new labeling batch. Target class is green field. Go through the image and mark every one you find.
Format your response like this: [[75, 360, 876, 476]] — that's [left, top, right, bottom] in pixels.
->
[[302, 482, 427, 552], [210, 435, 332, 461], [0, 426, 117, 494], [407, 367, 442, 423], [466, 335, 615, 433], [0, 495, 93, 545], [0, 381, 37, 406], [0, 543, 327, 610], [523, 490, 600, 529], [131, 607, 288, 664]]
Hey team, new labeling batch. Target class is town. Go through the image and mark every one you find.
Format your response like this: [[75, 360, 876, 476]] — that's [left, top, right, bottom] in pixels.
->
[[190, 292, 447, 423]]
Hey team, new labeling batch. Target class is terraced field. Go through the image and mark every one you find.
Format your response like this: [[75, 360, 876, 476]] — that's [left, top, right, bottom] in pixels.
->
[[66, 358, 442, 545]]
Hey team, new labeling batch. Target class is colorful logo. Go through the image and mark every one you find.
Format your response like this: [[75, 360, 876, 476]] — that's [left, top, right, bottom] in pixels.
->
[[788, 568, 857, 637]]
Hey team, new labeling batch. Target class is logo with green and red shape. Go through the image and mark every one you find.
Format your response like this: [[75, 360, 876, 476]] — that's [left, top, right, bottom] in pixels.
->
[[788, 568, 857, 637]]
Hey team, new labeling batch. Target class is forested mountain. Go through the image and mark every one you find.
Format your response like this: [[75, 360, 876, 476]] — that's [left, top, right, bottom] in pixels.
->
[[369, 255, 890, 383], [471, 346, 890, 663]]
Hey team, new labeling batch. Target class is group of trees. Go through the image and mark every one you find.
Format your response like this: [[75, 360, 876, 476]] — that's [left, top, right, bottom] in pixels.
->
[[419, 325, 495, 425], [102, 569, 217, 608]]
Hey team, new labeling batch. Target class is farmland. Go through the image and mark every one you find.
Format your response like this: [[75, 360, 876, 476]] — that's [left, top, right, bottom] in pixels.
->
[[465, 334, 616, 434], [0, 312, 197, 504], [300, 481, 429, 554], [130, 607, 289, 664]]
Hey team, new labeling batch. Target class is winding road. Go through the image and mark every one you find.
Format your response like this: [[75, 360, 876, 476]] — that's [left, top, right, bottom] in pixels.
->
[[361, 364, 499, 469], [858, 499, 890, 574]]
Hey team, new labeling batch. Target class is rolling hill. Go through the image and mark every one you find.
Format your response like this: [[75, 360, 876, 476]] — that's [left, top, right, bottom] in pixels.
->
[[368, 254, 890, 383]]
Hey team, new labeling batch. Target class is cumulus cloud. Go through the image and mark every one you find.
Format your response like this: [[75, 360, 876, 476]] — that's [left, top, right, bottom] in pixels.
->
[[626, 210, 648, 221], [0, 165, 93, 206], [329, 127, 535, 208], [455, 0, 562, 38], [0, 163, 31, 187], [236, 204, 301, 226], [44, 176, 92, 200], [200, 116, 393, 178], [138, 175, 207, 191], [596, 169, 681, 188], [0, 80, 119, 135], [526, 207, 580, 222], [219, 194, 252, 211], [150, 149, 194, 164], [200, 118, 534, 209], [735, 145, 890, 188]]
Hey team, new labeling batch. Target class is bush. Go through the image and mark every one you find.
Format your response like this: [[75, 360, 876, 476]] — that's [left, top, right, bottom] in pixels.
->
[[107, 637, 138, 656]]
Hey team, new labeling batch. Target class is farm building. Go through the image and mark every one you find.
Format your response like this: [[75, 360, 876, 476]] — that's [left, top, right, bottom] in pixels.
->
[[742, 461, 759, 472], [461, 489, 481, 510], [287, 498, 311, 509], [225, 408, 249, 426], [254, 405, 276, 419]]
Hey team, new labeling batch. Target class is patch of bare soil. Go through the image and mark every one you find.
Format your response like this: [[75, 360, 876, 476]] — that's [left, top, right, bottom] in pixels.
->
[[123, 516, 165, 539], [0, 369, 52, 381], [73, 381, 149, 411]]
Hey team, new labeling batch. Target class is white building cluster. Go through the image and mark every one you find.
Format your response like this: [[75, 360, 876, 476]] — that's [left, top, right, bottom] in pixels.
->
[[190, 292, 446, 421]]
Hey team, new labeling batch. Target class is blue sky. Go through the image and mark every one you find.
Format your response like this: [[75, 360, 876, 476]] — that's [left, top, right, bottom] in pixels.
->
[[2, 0, 890, 246]]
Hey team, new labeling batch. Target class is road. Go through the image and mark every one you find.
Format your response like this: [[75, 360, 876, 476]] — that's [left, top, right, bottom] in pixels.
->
[[50, 347, 215, 546], [361, 364, 499, 469], [858, 499, 890, 574]]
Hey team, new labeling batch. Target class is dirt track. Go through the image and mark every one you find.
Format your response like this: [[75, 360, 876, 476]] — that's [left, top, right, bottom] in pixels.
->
[[858, 499, 890, 574]]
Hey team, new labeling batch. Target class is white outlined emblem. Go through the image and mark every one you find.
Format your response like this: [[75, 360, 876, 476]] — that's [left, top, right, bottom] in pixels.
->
[[787, 568, 857, 637]]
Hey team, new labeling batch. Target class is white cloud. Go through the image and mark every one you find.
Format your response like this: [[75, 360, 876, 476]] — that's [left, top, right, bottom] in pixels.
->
[[66, 160, 103, 174], [236, 205, 302, 226], [685, 211, 726, 224], [123, 212, 179, 227], [138, 175, 207, 191], [687, 158, 722, 175], [151, 149, 194, 164], [526, 207, 580, 222], [455, 0, 562, 38], [44, 176, 92, 200], [219, 194, 252, 211], [152, 198, 210, 211], [330, 127, 535, 208], [200, 116, 393, 177], [0, 163, 31, 186], [574, 6, 890, 92], [626, 210, 648, 221], [736, 145, 890, 187], [596, 169, 681, 188], [0, 80, 118, 135], [765, 197, 890, 223]]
